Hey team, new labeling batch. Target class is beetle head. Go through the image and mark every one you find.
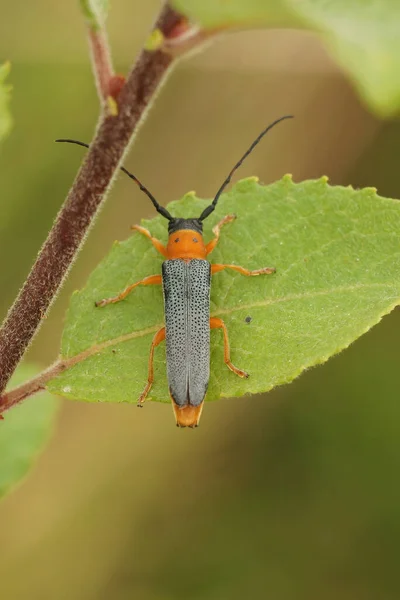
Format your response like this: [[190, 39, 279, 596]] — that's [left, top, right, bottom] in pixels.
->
[[168, 218, 203, 235]]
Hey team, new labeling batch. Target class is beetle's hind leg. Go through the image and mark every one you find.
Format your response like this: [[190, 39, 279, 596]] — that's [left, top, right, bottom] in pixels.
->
[[137, 327, 166, 407], [95, 274, 161, 307], [210, 317, 249, 379]]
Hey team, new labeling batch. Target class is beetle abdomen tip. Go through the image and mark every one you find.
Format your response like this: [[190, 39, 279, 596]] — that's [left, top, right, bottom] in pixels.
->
[[172, 399, 204, 428]]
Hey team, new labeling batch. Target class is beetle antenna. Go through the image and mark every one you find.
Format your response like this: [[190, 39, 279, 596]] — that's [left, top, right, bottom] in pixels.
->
[[55, 138, 174, 221], [198, 115, 294, 222]]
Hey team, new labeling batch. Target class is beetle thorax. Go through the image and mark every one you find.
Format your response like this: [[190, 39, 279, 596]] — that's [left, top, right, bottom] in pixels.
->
[[166, 228, 207, 260]]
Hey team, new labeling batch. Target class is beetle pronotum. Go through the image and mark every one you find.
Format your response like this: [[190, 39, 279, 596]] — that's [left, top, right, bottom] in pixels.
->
[[57, 114, 292, 427]]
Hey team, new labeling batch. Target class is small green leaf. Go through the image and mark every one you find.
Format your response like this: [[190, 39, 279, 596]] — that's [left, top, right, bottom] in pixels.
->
[[172, 0, 400, 116], [290, 0, 400, 116], [47, 178, 400, 405], [80, 0, 109, 30], [0, 365, 60, 498], [0, 62, 12, 142]]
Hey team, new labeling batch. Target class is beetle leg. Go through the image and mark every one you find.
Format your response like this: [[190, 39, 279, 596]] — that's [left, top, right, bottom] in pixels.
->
[[205, 214, 236, 255], [131, 225, 168, 257], [210, 317, 249, 379], [95, 274, 162, 307], [211, 264, 275, 276], [137, 327, 166, 407]]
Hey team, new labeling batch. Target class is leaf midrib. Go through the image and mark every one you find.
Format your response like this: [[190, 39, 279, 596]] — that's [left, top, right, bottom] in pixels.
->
[[61, 280, 399, 369]]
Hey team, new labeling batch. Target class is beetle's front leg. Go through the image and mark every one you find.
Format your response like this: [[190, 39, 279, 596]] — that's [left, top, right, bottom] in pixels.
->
[[205, 214, 236, 255], [131, 225, 168, 257], [95, 274, 162, 307]]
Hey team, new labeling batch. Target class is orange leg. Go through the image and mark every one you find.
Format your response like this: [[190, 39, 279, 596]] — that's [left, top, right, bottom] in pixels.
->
[[131, 224, 168, 257], [205, 214, 236, 255], [95, 274, 162, 307], [211, 264, 275, 276], [138, 327, 166, 406], [210, 317, 249, 379]]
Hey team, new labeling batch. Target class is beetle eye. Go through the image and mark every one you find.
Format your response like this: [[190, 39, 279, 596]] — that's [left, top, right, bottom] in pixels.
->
[[174, 238, 179, 243], [193, 237, 198, 243]]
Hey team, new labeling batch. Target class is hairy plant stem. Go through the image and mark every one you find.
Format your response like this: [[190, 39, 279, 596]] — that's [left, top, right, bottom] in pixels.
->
[[0, 3, 183, 400], [88, 27, 114, 101]]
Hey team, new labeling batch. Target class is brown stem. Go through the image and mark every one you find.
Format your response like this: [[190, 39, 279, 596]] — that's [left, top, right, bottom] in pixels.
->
[[0, 3, 183, 396], [88, 27, 114, 101]]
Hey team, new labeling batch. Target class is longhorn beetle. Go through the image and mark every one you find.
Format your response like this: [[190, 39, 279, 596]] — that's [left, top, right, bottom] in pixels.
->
[[57, 114, 292, 427]]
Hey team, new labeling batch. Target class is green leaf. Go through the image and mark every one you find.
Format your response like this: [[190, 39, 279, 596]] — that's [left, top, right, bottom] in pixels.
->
[[80, 0, 109, 30], [47, 177, 400, 405], [171, 0, 400, 116], [0, 365, 60, 498], [0, 62, 12, 142], [290, 0, 400, 116]]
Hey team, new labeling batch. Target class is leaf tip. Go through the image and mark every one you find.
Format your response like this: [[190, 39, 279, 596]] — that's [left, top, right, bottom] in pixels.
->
[[282, 173, 293, 184], [183, 190, 196, 200], [80, 0, 109, 30], [0, 61, 11, 79], [233, 177, 260, 194], [243, 175, 259, 183]]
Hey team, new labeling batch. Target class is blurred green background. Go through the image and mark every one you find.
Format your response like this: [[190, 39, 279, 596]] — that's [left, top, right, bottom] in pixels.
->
[[1, 1, 400, 599]]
